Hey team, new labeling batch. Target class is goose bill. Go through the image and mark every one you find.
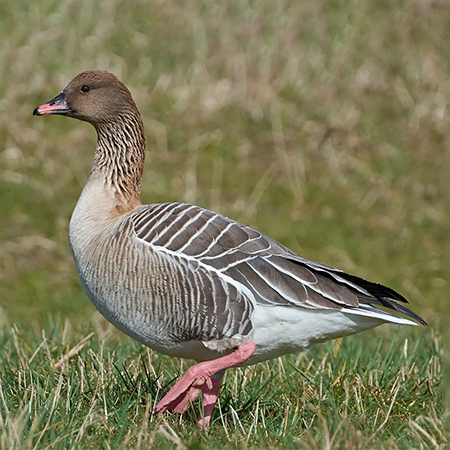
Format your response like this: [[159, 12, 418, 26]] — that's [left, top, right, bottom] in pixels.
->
[[33, 92, 71, 116]]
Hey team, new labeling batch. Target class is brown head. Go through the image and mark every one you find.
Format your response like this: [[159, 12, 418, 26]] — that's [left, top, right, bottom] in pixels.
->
[[33, 70, 139, 126]]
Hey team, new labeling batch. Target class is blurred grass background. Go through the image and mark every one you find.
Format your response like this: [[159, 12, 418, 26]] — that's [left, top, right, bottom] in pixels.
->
[[0, 0, 448, 325], [0, 0, 448, 447]]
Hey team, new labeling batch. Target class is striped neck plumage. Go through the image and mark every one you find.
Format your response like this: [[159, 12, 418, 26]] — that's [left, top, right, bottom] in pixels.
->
[[91, 112, 146, 214]]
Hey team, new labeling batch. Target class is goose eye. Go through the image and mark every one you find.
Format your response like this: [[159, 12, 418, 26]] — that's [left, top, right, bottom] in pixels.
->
[[81, 85, 90, 93]]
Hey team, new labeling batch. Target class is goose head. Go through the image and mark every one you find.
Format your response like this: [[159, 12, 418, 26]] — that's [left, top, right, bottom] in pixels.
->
[[33, 70, 139, 125]]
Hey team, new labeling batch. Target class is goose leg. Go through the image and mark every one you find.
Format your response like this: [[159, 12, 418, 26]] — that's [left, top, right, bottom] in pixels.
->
[[153, 341, 255, 425], [198, 373, 223, 429]]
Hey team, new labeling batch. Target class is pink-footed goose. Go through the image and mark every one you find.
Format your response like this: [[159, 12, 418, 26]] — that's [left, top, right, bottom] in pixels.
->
[[33, 70, 426, 429]]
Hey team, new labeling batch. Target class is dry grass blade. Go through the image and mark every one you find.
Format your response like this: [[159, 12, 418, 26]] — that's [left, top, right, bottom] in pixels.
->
[[157, 422, 187, 450], [409, 420, 440, 449], [53, 332, 95, 369], [368, 381, 401, 442]]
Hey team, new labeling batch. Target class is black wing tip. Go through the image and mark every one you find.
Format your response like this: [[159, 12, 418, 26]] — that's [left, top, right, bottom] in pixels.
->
[[297, 261, 427, 325], [416, 317, 428, 327], [335, 272, 430, 325], [341, 272, 409, 304], [378, 297, 428, 326]]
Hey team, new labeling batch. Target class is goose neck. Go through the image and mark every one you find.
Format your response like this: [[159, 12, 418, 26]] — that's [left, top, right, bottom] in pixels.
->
[[91, 113, 146, 214]]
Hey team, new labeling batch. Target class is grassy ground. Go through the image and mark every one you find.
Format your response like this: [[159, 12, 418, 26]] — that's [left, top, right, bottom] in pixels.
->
[[0, 320, 443, 449], [0, 0, 448, 447]]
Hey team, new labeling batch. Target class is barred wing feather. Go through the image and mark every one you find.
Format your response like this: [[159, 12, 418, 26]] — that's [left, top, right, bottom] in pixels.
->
[[131, 203, 426, 331]]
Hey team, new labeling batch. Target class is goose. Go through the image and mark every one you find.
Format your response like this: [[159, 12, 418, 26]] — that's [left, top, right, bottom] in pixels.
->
[[33, 70, 426, 429]]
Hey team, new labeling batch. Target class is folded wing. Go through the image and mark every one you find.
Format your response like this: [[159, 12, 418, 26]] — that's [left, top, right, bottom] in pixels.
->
[[131, 203, 427, 333]]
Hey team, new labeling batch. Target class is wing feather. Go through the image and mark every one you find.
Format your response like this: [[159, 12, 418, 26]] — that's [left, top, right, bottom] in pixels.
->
[[130, 203, 426, 329]]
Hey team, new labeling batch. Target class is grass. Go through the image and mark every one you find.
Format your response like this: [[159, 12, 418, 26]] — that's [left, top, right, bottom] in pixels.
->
[[0, 320, 444, 449], [0, 0, 448, 447]]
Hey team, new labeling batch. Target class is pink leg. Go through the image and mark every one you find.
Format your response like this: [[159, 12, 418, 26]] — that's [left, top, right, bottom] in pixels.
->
[[153, 341, 255, 424], [197, 374, 222, 429]]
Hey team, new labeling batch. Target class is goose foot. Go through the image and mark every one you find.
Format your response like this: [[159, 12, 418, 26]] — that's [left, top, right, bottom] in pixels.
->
[[153, 341, 256, 429]]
